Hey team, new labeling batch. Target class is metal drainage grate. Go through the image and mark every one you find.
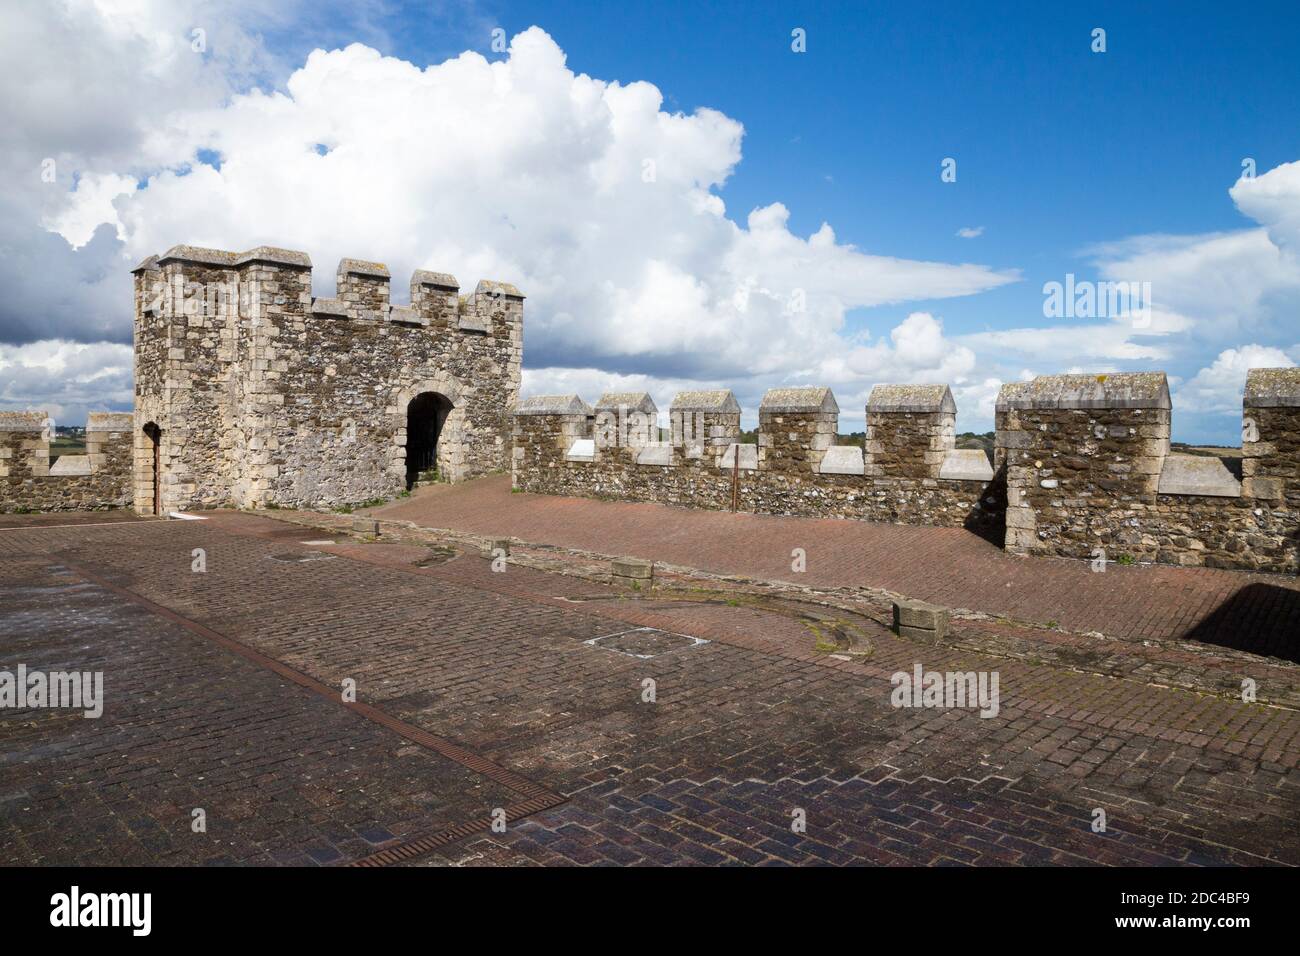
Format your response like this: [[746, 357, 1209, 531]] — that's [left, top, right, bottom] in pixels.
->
[[583, 627, 709, 659], [268, 550, 338, 563]]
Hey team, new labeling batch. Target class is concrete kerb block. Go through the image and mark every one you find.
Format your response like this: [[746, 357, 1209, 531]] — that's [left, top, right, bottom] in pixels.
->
[[892, 598, 950, 643], [611, 556, 654, 589]]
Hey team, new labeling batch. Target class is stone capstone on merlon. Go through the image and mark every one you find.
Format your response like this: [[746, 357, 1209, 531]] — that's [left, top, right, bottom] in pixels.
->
[[1244, 367, 1300, 407], [997, 372, 1171, 410], [337, 258, 390, 279], [760, 387, 839, 414], [595, 392, 658, 415], [670, 390, 741, 413], [515, 395, 594, 416], [411, 269, 459, 291], [868, 384, 956, 415], [0, 411, 48, 432]]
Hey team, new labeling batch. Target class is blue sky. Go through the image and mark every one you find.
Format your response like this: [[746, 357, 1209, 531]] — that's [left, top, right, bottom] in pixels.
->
[[408, 0, 1300, 369], [2, 0, 1299, 442]]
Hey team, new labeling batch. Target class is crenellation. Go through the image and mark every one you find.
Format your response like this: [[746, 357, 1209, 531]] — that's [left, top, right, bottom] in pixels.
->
[[514, 369, 1299, 572], [0, 410, 132, 511], [120, 242, 524, 513]]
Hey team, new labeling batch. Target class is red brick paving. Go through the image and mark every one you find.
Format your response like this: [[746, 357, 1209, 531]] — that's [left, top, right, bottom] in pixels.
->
[[370, 476, 1300, 660], [2, 513, 1296, 866]]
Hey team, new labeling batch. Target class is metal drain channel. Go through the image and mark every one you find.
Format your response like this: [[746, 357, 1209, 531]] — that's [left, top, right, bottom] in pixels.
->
[[65, 560, 565, 864]]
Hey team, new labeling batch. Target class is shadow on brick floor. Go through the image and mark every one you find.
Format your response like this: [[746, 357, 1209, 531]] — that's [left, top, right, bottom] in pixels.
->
[[1182, 581, 1300, 662]]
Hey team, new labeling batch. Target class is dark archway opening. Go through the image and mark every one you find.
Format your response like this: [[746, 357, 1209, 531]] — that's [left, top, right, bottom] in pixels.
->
[[143, 421, 162, 515], [406, 392, 453, 490]]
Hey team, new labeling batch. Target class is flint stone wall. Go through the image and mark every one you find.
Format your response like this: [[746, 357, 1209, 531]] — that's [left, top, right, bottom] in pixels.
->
[[513, 386, 1001, 535], [0, 412, 133, 512], [514, 371, 1300, 574], [130, 244, 523, 513], [997, 370, 1298, 573]]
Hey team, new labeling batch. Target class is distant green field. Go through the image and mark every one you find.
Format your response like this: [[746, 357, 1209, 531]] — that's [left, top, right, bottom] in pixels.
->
[[50, 437, 86, 456]]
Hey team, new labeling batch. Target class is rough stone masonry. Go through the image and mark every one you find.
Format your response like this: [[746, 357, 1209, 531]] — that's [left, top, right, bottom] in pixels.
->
[[128, 245, 523, 513], [513, 370, 1300, 574]]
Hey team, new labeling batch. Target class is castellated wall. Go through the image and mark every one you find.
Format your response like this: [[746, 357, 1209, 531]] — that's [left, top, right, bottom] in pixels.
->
[[513, 386, 1004, 537], [0, 412, 133, 512], [131, 245, 523, 513], [997, 370, 1299, 572], [513, 369, 1300, 574]]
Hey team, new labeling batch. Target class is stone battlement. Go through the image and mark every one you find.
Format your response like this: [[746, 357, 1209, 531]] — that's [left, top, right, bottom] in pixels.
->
[[133, 244, 521, 333], [0, 412, 133, 512], [513, 369, 1300, 573], [130, 242, 523, 513]]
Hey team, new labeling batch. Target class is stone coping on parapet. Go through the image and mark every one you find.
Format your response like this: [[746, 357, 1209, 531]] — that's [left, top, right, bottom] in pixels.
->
[[136, 245, 526, 300], [152, 245, 313, 270], [595, 392, 658, 414], [868, 384, 956, 415], [515, 394, 594, 416], [759, 386, 839, 414], [310, 297, 351, 318], [996, 372, 1170, 411], [412, 269, 460, 290], [669, 390, 741, 414], [86, 413, 134, 432], [474, 279, 524, 300], [1245, 367, 1300, 407], [338, 258, 390, 279], [0, 411, 48, 432], [1, 410, 133, 433]]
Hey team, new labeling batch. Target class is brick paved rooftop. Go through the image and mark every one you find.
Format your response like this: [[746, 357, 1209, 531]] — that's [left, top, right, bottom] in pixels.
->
[[1, 487, 1297, 866]]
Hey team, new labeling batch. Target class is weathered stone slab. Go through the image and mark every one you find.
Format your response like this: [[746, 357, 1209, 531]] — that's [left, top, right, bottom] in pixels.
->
[[818, 445, 865, 475], [938, 448, 994, 481], [717, 443, 758, 470], [669, 390, 740, 413], [411, 269, 459, 290], [515, 395, 593, 416], [997, 372, 1170, 410], [1244, 367, 1300, 407], [457, 311, 491, 333], [868, 384, 956, 415], [611, 557, 653, 583], [352, 517, 380, 535], [86, 412, 133, 432], [566, 438, 596, 462], [386, 305, 429, 327], [310, 297, 350, 318], [0, 411, 48, 432], [337, 258, 390, 279], [636, 443, 673, 466], [596, 392, 658, 415], [894, 599, 950, 632], [1157, 453, 1241, 498], [48, 455, 92, 476], [759, 386, 838, 414]]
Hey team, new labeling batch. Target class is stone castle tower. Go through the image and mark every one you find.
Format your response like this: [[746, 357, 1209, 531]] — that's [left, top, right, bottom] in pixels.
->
[[130, 245, 522, 514]]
